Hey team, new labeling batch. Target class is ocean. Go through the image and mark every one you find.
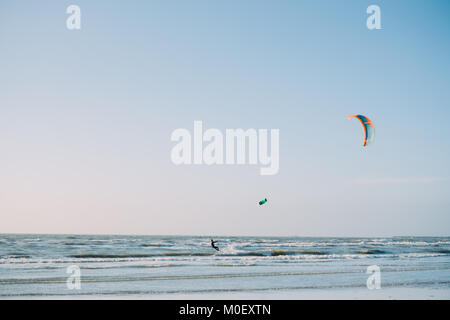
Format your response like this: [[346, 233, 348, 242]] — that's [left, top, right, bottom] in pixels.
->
[[0, 235, 449, 299]]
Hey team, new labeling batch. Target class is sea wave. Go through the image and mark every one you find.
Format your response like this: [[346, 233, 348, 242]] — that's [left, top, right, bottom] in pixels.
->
[[353, 249, 387, 255], [270, 250, 327, 256]]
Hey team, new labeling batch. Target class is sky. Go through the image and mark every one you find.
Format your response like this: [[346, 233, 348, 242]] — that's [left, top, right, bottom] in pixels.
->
[[0, 0, 449, 236]]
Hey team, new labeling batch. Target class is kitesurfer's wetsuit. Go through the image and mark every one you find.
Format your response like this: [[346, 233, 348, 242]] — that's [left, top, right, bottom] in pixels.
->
[[211, 239, 219, 251]]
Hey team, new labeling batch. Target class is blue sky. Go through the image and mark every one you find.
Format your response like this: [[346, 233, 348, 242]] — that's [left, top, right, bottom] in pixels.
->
[[0, 1, 449, 236]]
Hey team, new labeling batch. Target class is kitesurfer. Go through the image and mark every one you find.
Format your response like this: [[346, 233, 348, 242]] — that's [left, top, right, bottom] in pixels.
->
[[211, 239, 219, 251]]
